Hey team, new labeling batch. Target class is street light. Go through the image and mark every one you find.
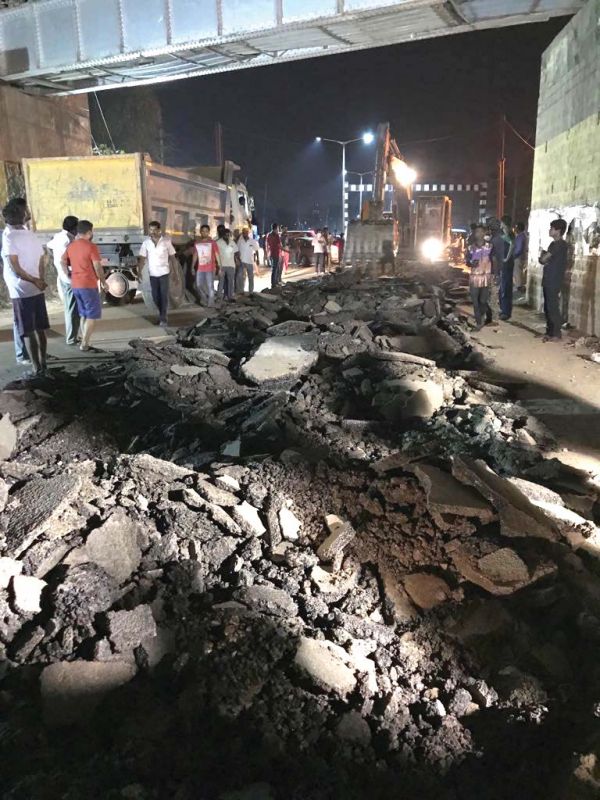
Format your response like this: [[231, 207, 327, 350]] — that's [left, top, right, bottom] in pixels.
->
[[315, 132, 374, 232], [346, 170, 374, 218]]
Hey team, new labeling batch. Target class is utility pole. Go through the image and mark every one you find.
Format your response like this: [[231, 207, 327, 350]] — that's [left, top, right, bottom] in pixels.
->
[[497, 114, 506, 219], [214, 121, 224, 167]]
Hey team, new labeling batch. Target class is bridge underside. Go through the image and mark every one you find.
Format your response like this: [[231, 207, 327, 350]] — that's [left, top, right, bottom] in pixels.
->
[[0, 0, 583, 95]]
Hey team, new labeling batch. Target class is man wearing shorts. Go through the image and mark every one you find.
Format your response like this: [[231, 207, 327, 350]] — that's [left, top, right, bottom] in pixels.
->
[[1, 201, 49, 376], [62, 220, 106, 352]]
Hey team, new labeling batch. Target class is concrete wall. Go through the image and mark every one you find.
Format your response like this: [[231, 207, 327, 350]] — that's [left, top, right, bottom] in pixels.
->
[[528, 0, 600, 335]]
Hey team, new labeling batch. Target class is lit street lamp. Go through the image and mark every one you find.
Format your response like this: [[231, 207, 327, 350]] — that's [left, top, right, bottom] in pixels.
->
[[345, 169, 374, 218], [315, 132, 374, 232]]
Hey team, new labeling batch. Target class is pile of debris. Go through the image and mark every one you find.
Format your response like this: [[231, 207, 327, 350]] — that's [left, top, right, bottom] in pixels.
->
[[1, 268, 599, 800]]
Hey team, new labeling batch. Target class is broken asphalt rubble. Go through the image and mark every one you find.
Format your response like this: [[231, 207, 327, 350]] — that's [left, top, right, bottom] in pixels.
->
[[1, 266, 599, 799]]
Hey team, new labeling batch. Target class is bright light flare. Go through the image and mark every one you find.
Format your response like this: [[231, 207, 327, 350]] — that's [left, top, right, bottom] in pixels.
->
[[421, 237, 444, 262], [391, 158, 417, 187], [315, 136, 322, 142], [362, 132, 374, 144]]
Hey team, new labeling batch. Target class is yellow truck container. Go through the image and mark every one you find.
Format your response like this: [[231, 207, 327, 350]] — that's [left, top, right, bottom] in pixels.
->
[[23, 153, 253, 307]]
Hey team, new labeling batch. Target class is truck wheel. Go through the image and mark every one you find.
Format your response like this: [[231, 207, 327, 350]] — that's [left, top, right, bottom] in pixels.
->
[[105, 290, 136, 306]]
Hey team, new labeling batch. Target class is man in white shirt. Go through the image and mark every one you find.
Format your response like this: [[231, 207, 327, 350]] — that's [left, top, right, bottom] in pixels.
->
[[313, 228, 325, 274], [1, 197, 32, 364], [216, 228, 239, 301], [138, 220, 176, 326], [2, 201, 49, 376], [235, 227, 260, 294], [47, 215, 79, 345]]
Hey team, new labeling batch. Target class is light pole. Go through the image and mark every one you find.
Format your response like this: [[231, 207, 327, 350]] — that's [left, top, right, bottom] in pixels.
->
[[316, 132, 374, 233], [345, 170, 374, 219]]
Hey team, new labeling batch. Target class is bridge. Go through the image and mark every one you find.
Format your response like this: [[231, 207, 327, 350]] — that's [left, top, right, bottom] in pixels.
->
[[0, 0, 584, 94]]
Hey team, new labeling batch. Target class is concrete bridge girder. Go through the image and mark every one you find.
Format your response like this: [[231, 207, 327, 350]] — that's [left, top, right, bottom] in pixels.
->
[[0, 0, 585, 94]]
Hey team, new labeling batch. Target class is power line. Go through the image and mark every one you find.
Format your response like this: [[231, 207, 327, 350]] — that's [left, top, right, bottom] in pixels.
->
[[93, 92, 117, 153], [504, 117, 535, 151]]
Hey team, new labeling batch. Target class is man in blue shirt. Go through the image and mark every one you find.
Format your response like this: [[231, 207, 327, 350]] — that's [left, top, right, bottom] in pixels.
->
[[539, 218, 568, 341]]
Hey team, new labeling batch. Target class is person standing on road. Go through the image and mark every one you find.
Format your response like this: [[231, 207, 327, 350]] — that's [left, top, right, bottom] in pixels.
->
[[313, 228, 325, 274], [47, 215, 79, 346], [321, 227, 331, 272], [280, 226, 290, 278], [191, 224, 219, 307], [216, 228, 239, 301], [489, 219, 504, 323], [62, 220, 106, 352], [539, 218, 568, 342], [236, 227, 259, 294], [138, 221, 176, 328], [1, 201, 49, 376], [498, 215, 515, 320], [1, 197, 32, 365], [265, 223, 282, 288], [466, 224, 493, 331], [513, 222, 528, 294]]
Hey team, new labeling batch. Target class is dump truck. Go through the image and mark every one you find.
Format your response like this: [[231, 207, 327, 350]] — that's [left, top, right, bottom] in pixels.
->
[[22, 153, 254, 308]]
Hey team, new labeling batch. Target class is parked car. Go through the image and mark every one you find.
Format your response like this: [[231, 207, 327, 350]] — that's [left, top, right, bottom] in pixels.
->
[[286, 230, 341, 267]]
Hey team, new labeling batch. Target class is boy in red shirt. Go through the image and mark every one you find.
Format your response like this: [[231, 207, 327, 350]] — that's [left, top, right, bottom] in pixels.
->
[[191, 224, 220, 307], [62, 220, 106, 351]]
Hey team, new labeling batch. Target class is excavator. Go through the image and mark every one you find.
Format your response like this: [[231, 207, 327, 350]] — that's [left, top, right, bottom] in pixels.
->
[[345, 121, 451, 269]]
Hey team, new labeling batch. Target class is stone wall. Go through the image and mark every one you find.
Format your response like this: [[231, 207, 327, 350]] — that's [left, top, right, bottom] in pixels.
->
[[528, 0, 600, 335]]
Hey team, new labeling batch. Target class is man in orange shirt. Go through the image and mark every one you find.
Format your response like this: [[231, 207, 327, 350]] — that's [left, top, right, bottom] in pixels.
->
[[61, 220, 106, 352]]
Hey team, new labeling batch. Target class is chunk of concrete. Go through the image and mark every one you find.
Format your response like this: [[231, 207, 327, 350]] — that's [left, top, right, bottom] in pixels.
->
[[413, 464, 495, 521], [324, 300, 342, 314], [477, 548, 530, 584], [232, 501, 266, 537], [241, 335, 318, 385], [451, 543, 555, 596], [238, 585, 298, 617], [107, 605, 157, 653], [317, 514, 356, 566], [295, 637, 357, 696], [0, 413, 17, 460], [379, 567, 418, 623], [451, 456, 560, 540], [0, 557, 22, 590], [11, 574, 46, 615], [195, 478, 240, 508], [267, 320, 313, 336], [336, 711, 372, 744], [403, 573, 452, 610], [279, 506, 301, 541], [5, 473, 82, 558], [75, 510, 144, 584], [215, 474, 241, 493], [40, 660, 137, 725], [170, 365, 202, 377]]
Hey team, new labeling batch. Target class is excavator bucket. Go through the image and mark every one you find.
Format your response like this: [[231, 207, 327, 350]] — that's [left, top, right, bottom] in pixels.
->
[[344, 218, 398, 269]]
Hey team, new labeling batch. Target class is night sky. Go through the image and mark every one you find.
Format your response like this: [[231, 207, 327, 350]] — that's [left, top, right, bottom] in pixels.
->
[[157, 17, 568, 230]]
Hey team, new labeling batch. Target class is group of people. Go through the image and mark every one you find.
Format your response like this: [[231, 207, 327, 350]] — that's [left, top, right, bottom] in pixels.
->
[[1, 198, 107, 375], [311, 227, 335, 274], [190, 223, 261, 306], [466, 214, 567, 341]]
